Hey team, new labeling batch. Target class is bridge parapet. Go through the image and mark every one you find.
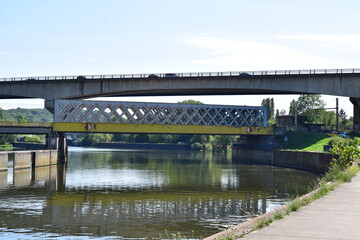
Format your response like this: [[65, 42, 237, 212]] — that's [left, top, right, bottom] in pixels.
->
[[1, 68, 359, 81]]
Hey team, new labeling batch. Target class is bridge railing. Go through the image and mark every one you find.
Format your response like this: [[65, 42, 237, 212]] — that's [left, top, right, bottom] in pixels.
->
[[1, 68, 360, 82]]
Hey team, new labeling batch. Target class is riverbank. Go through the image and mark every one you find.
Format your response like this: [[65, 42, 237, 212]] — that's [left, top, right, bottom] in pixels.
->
[[239, 166, 360, 239], [204, 164, 359, 240]]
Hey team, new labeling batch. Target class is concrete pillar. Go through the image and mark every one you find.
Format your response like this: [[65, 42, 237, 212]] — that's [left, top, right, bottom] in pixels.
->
[[58, 133, 67, 163], [50, 150, 58, 165], [46, 134, 58, 150], [13, 151, 32, 169], [0, 152, 8, 171], [350, 97, 360, 133], [45, 99, 55, 114]]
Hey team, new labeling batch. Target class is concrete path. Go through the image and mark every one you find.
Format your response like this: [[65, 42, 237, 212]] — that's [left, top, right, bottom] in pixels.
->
[[242, 173, 360, 240]]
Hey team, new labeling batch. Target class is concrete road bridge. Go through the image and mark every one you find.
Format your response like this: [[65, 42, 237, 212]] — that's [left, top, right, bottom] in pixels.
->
[[1, 68, 360, 129]]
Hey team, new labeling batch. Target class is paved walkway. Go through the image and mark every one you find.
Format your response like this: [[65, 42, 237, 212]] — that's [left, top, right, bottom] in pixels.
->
[[242, 173, 360, 240]]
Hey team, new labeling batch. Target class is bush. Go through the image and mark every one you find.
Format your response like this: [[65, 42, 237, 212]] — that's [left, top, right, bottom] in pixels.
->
[[191, 142, 203, 151], [328, 136, 349, 147], [329, 138, 360, 170], [23, 136, 41, 142], [0, 145, 13, 151]]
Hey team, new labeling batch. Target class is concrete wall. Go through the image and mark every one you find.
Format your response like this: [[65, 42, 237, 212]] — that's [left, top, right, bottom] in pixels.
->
[[274, 150, 333, 173], [0, 150, 59, 171], [34, 150, 51, 167], [232, 145, 334, 173], [0, 152, 8, 171], [13, 151, 33, 169], [232, 147, 274, 165]]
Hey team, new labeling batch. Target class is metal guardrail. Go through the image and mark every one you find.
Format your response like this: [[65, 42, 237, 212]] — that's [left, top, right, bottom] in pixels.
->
[[1, 68, 359, 82]]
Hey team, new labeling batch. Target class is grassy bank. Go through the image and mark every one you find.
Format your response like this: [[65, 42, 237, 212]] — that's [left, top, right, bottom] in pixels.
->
[[275, 131, 352, 152]]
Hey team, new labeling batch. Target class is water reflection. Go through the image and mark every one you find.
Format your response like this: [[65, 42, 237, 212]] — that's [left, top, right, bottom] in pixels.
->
[[0, 147, 319, 239]]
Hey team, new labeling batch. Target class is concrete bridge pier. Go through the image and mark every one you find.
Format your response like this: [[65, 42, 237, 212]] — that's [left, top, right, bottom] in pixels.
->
[[232, 136, 277, 164], [350, 97, 360, 132], [46, 133, 67, 163]]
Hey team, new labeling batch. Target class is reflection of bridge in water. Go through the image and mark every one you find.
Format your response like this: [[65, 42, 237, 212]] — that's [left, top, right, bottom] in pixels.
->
[[0, 160, 317, 238]]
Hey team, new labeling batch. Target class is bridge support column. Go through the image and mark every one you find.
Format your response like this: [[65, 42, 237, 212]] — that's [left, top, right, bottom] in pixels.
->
[[46, 133, 67, 164], [45, 99, 55, 113], [58, 133, 67, 164], [350, 98, 360, 133]]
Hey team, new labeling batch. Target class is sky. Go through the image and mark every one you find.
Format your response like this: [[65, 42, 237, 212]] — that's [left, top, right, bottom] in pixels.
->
[[0, 0, 359, 117]]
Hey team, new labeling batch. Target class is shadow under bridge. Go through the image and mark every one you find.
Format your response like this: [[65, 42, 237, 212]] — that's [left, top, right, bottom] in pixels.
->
[[53, 100, 273, 135]]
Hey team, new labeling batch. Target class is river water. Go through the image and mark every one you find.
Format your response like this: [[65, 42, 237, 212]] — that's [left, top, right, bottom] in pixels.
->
[[0, 147, 319, 239]]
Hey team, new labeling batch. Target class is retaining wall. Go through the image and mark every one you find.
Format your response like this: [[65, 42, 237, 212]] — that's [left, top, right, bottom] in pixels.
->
[[274, 150, 333, 173], [0, 152, 8, 171], [232, 145, 334, 173], [0, 150, 59, 171]]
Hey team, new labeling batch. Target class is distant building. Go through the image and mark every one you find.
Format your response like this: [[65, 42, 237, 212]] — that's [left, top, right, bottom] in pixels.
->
[[276, 115, 295, 127]]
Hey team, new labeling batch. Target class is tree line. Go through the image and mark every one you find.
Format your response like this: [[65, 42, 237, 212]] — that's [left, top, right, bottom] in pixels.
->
[[262, 94, 353, 130]]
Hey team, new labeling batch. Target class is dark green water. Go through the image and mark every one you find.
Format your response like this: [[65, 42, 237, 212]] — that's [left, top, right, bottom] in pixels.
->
[[0, 147, 319, 239]]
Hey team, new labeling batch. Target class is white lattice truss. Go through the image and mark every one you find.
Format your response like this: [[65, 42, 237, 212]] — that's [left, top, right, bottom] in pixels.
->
[[54, 100, 268, 127]]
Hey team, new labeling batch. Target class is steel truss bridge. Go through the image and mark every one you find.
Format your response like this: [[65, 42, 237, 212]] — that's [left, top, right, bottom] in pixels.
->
[[50, 100, 273, 135]]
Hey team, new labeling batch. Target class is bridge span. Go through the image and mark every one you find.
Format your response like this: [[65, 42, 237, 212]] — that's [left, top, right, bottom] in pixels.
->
[[0, 100, 273, 135], [1, 68, 360, 130]]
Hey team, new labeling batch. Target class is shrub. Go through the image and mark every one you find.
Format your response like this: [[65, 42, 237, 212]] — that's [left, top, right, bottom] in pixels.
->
[[329, 138, 360, 170], [0, 145, 13, 151]]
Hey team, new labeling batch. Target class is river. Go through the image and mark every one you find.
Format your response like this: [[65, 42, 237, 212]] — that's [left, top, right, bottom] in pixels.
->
[[0, 147, 319, 239]]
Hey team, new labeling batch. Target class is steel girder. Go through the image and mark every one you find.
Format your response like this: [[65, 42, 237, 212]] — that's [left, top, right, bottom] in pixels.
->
[[54, 100, 268, 127]]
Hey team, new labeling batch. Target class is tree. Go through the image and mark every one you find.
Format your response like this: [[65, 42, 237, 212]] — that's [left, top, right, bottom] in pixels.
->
[[17, 114, 28, 122], [289, 99, 297, 115], [0, 108, 4, 120], [290, 95, 326, 124], [177, 99, 204, 105], [261, 97, 275, 124]]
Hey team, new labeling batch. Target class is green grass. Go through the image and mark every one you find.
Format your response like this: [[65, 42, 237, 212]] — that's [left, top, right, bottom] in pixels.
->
[[276, 131, 330, 151], [302, 137, 330, 151]]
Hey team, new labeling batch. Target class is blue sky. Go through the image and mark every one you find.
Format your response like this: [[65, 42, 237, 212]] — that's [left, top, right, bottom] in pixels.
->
[[0, 0, 359, 116]]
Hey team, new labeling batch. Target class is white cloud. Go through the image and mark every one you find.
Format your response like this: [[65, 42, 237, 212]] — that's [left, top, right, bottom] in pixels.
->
[[185, 37, 341, 71], [278, 34, 360, 44], [278, 34, 360, 53]]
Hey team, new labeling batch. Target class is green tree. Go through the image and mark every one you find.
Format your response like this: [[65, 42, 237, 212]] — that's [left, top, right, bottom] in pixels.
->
[[134, 134, 150, 143], [261, 98, 275, 124], [17, 114, 28, 122], [290, 94, 326, 124], [177, 99, 204, 105], [0, 108, 4, 120], [289, 99, 297, 115], [0, 134, 16, 145]]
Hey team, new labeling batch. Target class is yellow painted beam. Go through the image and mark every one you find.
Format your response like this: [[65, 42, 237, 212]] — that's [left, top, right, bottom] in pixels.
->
[[52, 122, 274, 135]]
